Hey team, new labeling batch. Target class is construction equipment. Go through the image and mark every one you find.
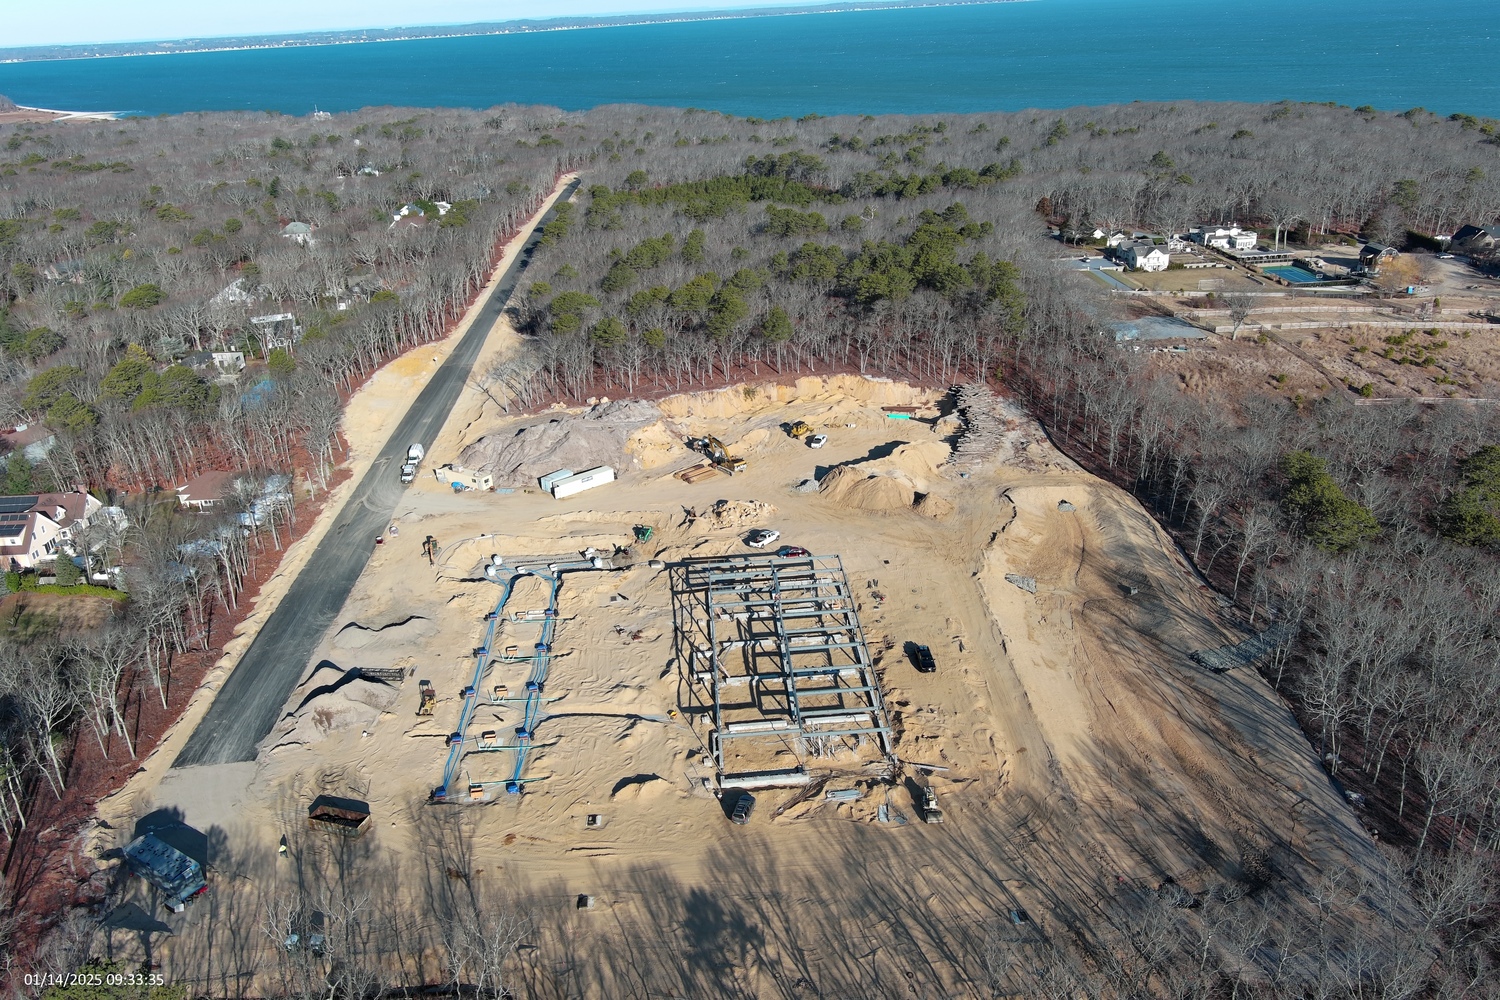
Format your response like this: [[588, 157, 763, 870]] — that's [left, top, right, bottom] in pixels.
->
[[417, 681, 436, 716], [686, 435, 746, 475], [633, 525, 654, 542], [787, 420, 814, 439], [920, 784, 945, 824]]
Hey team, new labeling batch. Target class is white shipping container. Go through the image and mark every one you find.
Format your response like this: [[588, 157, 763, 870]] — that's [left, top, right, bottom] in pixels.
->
[[550, 465, 615, 500], [538, 468, 574, 492]]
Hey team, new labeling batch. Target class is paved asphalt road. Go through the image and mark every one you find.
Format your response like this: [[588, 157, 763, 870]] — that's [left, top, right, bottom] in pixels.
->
[[173, 179, 579, 768]]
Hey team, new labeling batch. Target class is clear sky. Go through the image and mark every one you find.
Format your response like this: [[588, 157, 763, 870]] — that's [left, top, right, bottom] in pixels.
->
[[4, 1, 824, 48]]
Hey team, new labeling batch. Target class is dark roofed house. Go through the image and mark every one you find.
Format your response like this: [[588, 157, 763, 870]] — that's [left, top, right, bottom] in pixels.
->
[[1451, 224, 1500, 256], [280, 221, 315, 246], [2, 423, 56, 461], [175, 471, 243, 511], [1359, 242, 1398, 273], [43, 259, 85, 284]]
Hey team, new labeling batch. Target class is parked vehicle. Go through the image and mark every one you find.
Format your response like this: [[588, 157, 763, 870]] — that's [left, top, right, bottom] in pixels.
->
[[807, 434, 828, 449], [400, 462, 417, 483], [730, 791, 757, 824], [776, 545, 811, 558], [407, 443, 425, 462], [910, 643, 937, 673], [746, 529, 781, 548]]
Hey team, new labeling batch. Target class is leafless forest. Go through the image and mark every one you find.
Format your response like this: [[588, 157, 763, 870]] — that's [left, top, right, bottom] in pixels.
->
[[3, 98, 1500, 995]]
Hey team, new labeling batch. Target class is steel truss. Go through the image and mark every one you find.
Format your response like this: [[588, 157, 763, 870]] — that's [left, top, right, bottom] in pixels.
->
[[672, 554, 896, 789]]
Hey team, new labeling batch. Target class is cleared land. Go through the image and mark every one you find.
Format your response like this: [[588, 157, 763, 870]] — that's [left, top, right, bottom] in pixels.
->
[[99, 368, 1391, 994]]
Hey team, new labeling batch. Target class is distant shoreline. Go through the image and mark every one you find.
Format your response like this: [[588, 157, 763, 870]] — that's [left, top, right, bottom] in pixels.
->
[[0, 0, 1019, 64], [0, 105, 119, 123]]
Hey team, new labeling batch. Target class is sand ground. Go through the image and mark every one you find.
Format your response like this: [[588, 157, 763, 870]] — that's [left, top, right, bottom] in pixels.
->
[[96, 359, 1391, 995]]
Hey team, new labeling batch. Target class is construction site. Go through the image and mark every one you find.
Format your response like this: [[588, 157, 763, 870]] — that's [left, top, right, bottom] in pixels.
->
[[97, 365, 1395, 995]]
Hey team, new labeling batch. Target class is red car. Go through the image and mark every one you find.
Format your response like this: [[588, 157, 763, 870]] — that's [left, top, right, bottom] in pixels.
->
[[776, 545, 811, 558]]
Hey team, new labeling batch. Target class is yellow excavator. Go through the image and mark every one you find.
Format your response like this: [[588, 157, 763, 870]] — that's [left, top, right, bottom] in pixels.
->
[[686, 434, 747, 475]]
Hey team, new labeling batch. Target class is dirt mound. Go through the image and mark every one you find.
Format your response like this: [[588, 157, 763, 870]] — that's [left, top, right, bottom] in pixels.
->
[[703, 498, 776, 527], [333, 616, 435, 651], [858, 440, 951, 492], [817, 466, 917, 512], [914, 493, 955, 519], [610, 773, 670, 801], [625, 421, 689, 470], [655, 375, 935, 422], [460, 399, 661, 486], [271, 663, 400, 749]]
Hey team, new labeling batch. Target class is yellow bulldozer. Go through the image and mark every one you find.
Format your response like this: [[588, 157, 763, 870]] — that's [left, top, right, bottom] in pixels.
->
[[787, 420, 814, 439]]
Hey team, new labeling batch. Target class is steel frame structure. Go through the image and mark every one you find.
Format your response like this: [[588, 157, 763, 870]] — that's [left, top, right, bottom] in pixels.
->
[[672, 553, 896, 789]]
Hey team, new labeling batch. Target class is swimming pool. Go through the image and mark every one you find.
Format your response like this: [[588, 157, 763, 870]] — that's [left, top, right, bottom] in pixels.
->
[[1265, 265, 1322, 283]]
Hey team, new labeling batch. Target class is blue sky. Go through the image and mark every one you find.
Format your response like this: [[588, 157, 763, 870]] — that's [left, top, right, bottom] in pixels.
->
[[5, 1, 825, 47]]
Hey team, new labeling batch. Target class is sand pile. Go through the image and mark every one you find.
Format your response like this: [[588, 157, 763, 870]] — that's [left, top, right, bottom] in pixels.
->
[[856, 441, 950, 491], [270, 663, 400, 749], [657, 374, 933, 421], [703, 498, 777, 528], [625, 421, 690, 470], [460, 399, 661, 486], [817, 466, 917, 512], [332, 616, 436, 651], [914, 493, 955, 519]]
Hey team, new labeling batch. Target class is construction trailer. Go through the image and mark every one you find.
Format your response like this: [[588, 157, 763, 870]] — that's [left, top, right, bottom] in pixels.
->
[[550, 466, 615, 500], [538, 469, 574, 492], [671, 553, 897, 791], [123, 833, 208, 912], [435, 464, 494, 491]]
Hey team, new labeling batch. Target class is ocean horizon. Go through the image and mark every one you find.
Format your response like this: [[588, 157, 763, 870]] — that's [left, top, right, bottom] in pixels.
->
[[1, 0, 1498, 118]]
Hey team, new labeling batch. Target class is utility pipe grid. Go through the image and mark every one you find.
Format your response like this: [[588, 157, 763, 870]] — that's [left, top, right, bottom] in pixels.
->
[[435, 571, 518, 799], [505, 570, 563, 794], [433, 556, 598, 801]]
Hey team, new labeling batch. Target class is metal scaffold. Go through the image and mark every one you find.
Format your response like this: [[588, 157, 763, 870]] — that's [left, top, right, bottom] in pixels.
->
[[671, 553, 896, 791]]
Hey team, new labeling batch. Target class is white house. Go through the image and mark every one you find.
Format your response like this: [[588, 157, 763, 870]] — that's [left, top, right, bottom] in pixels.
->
[[0, 491, 103, 570], [210, 278, 254, 308], [1118, 241, 1171, 272], [1190, 225, 1259, 251], [250, 313, 302, 352], [211, 351, 247, 374]]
